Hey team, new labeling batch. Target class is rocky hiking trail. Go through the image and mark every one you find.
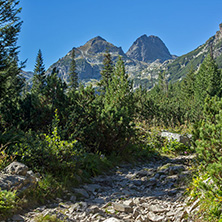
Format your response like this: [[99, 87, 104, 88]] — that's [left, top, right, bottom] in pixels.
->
[[10, 155, 196, 222]]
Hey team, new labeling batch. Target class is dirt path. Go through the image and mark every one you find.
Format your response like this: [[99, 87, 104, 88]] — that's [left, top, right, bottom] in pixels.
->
[[10, 155, 195, 222]]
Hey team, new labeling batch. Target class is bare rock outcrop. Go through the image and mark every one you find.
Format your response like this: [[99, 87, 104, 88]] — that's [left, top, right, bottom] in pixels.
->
[[0, 161, 38, 193]]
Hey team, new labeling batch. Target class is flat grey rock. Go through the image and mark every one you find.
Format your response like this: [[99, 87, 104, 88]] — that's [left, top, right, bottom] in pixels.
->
[[103, 218, 122, 222]]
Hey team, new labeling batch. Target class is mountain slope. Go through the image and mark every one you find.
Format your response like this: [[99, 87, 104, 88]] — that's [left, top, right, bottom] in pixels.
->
[[166, 24, 222, 82], [24, 24, 222, 89], [137, 24, 222, 87], [126, 35, 174, 63], [46, 36, 140, 84], [46, 35, 173, 85]]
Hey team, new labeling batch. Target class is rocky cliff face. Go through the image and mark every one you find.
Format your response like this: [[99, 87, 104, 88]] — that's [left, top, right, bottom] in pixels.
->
[[47, 36, 137, 84], [24, 23, 222, 89], [46, 35, 173, 87], [126, 35, 173, 63], [128, 24, 222, 87]]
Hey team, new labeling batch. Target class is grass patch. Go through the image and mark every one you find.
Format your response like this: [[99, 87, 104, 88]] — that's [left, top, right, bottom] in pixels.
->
[[34, 214, 64, 222]]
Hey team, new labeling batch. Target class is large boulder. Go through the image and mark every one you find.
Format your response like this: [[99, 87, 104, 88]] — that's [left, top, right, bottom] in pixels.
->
[[0, 161, 38, 193], [3, 161, 28, 176], [160, 131, 192, 146]]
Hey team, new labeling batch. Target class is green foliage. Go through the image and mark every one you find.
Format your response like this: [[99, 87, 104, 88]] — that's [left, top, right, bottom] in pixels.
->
[[34, 214, 64, 222], [195, 54, 222, 102], [21, 65, 68, 132], [44, 68, 67, 111], [157, 70, 168, 95], [24, 173, 64, 204], [188, 172, 222, 221], [181, 65, 195, 98], [65, 84, 99, 151], [98, 49, 113, 92], [161, 140, 190, 155], [68, 48, 78, 91], [4, 8, 222, 220], [129, 127, 160, 160], [138, 54, 222, 127], [99, 56, 135, 153], [0, 0, 22, 75], [66, 57, 136, 154], [195, 96, 222, 187], [14, 115, 82, 177], [0, 145, 14, 170], [144, 84, 186, 127], [32, 49, 46, 94], [0, 189, 17, 218], [187, 96, 222, 221], [0, 0, 24, 130], [79, 152, 112, 177]]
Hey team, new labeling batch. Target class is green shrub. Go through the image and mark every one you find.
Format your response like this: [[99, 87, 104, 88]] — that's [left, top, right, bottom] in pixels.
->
[[79, 152, 112, 177], [13, 128, 82, 177], [140, 127, 191, 156], [161, 140, 191, 155], [188, 172, 222, 221], [13, 111, 83, 177], [34, 214, 64, 222], [0, 189, 16, 218], [195, 96, 222, 187], [189, 96, 222, 221], [0, 145, 14, 171]]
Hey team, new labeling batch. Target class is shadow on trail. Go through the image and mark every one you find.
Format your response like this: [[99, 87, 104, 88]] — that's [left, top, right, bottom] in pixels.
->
[[79, 154, 195, 205]]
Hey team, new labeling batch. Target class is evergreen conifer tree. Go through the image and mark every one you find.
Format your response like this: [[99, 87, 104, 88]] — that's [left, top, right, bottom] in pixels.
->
[[45, 67, 67, 111], [195, 54, 222, 102], [181, 65, 196, 99], [158, 71, 168, 96], [0, 0, 23, 99], [0, 0, 24, 127], [99, 49, 113, 92], [68, 49, 78, 91], [32, 49, 46, 94], [101, 56, 135, 153]]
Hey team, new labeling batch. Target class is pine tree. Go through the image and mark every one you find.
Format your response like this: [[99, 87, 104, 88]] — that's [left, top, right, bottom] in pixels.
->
[[195, 96, 222, 187], [68, 49, 78, 91], [101, 56, 135, 153], [195, 54, 222, 102], [0, 0, 24, 128], [181, 65, 196, 99], [105, 56, 131, 103], [45, 67, 67, 111], [99, 49, 113, 92], [0, 0, 23, 100], [32, 49, 46, 94], [158, 70, 168, 96]]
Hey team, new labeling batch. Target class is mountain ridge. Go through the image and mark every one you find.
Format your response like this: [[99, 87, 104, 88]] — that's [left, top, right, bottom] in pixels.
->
[[126, 34, 174, 63], [164, 23, 222, 82], [24, 23, 222, 89], [46, 34, 174, 86]]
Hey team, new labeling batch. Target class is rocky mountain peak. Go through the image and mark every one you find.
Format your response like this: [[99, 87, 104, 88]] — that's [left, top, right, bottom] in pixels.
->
[[139, 34, 148, 39], [215, 24, 222, 41], [219, 23, 222, 31], [126, 34, 173, 63], [79, 36, 108, 54], [79, 36, 125, 56], [87, 36, 106, 45]]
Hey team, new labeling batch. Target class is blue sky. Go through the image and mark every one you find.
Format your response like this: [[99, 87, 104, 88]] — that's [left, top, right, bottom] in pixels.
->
[[18, 0, 222, 71]]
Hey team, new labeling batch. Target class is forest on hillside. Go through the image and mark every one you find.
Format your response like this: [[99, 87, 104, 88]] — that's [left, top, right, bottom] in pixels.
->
[[0, 1, 222, 221]]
